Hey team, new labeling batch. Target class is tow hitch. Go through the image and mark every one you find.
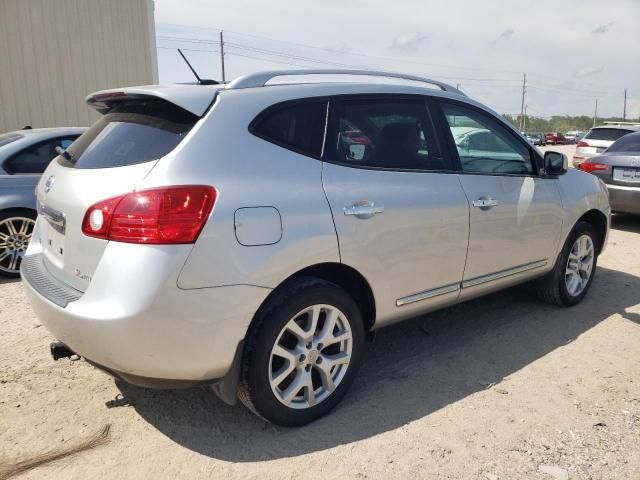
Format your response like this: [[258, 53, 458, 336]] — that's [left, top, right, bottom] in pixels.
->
[[50, 341, 75, 361]]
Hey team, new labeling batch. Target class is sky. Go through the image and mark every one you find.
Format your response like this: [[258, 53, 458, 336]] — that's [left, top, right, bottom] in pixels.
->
[[153, 0, 640, 119]]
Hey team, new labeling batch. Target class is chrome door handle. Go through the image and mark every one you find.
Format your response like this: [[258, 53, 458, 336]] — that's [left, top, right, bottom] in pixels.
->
[[343, 202, 385, 219], [472, 197, 498, 209]]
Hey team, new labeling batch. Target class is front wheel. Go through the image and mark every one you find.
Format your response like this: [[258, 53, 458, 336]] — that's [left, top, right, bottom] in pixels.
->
[[536, 221, 598, 307], [238, 278, 365, 426]]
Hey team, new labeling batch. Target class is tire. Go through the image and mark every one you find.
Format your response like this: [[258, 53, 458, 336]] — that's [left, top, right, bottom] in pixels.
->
[[238, 277, 365, 426], [536, 221, 598, 307], [0, 209, 36, 278]]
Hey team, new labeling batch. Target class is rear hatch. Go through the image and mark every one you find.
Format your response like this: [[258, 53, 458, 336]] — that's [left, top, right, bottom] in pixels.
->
[[588, 134, 640, 187], [577, 127, 635, 156], [34, 89, 215, 291]]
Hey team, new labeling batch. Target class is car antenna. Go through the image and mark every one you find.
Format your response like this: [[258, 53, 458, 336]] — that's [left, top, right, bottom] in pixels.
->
[[177, 49, 220, 85]]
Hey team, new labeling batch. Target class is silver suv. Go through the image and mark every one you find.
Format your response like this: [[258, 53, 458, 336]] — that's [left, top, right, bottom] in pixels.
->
[[21, 70, 610, 426]]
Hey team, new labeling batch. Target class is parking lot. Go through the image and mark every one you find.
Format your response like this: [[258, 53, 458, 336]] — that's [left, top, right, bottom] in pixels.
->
[[1, 212, 639, 479]]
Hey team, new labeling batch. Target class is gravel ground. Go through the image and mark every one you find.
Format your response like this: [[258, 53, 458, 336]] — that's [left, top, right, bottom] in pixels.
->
[[1, 214, 639, 480]]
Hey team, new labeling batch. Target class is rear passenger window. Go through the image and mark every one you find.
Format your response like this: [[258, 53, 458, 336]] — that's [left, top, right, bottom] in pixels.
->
[[4, 141, 53, 174], [251, 101, 328, 158], [3, 135, 78, 174], [332, 98, 443, 170]]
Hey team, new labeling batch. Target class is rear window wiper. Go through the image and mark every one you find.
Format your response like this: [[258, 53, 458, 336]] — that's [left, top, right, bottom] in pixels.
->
[[55, 146, 77, 163]]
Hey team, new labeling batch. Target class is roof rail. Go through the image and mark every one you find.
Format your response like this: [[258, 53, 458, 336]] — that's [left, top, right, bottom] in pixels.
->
[[227, 69, 465, 95], [603, 121, 640, 126]]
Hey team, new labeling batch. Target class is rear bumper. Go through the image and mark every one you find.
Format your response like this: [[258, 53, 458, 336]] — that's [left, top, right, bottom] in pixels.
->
[[21, 242, 271, 383], [607, 184, 640, 214]]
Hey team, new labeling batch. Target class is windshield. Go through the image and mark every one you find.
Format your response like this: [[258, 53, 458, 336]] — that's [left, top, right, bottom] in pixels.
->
[[62, 99, 199, 169]]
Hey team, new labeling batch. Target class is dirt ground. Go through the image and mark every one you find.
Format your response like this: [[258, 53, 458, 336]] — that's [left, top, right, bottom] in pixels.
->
[[1, 214, 639, 480]]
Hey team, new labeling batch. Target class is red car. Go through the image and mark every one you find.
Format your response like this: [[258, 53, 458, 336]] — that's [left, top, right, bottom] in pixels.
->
[[545, 132, 567, 145]]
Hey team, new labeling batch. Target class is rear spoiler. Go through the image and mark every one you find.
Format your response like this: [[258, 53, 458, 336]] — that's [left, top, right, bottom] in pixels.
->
[[85, 85, 221, 117]]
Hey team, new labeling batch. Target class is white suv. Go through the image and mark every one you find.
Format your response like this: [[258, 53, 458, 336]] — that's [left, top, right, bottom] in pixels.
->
[[574, 124, 640, 167]]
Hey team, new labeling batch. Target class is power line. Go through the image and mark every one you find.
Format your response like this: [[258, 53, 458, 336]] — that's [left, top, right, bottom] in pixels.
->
[[157, 21, 623, 92], [157, 45, 220, 53], [158, 33, 616, 98], [158, 22, 531, 76]]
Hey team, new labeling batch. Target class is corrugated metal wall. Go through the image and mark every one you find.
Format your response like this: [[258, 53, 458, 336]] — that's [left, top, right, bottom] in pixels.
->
[[0, 0, 158, 131]]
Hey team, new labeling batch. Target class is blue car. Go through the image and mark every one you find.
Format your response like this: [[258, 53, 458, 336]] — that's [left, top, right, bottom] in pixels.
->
[[0, 127, 85, 276]]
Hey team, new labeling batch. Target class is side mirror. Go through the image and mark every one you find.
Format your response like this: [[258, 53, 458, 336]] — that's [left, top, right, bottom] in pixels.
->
[[544, 151, 568, 176]]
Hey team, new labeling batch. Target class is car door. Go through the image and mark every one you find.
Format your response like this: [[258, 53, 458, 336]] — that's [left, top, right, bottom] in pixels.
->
[[322, 95, 470, 327], [436, 100, 563, 299]]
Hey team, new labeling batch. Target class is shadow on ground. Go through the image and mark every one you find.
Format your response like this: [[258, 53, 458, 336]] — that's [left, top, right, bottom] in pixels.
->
[[611, 213, 640, 234], [117, 266, 640, 461], [0, 276, 20, 285]]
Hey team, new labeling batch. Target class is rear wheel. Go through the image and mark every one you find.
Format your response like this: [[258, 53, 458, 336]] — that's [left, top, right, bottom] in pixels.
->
[[0, 210, 36, 278], [536, 221, 598, 307], [238, 277, 365, 426]]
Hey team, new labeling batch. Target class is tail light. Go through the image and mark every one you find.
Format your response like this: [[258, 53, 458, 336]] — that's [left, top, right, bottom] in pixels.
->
[[580, 161, 609, 173], [577, 141, 589, 147], [82, 186, 217, 244]]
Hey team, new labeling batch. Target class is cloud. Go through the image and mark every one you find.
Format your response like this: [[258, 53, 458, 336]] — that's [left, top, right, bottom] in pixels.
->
[[495, 29, 514, 41], [390, 32, 428, 52], [574, 64, 604, 78], [592, 22, 614, 34], [324, 42, 352, 54]]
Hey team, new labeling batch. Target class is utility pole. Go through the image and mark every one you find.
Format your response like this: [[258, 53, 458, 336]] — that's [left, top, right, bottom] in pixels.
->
[[219, 31, 226, 83], [523, 105, 527, 132], [519, 72, 526, 131], [623, 88, 627, 120], [593, 98, 598, 127]]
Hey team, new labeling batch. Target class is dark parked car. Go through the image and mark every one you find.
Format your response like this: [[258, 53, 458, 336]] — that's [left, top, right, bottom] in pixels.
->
[[0, 127, 85, 276], [579, 131, 640, 214], [545, 132, 566, 145]]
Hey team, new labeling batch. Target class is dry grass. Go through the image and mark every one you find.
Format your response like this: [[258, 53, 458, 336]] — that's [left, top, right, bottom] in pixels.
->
[[0, 424, 111, 480]]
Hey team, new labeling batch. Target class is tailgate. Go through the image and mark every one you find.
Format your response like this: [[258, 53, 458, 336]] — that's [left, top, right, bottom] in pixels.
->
[[33, 94, 205, 291]]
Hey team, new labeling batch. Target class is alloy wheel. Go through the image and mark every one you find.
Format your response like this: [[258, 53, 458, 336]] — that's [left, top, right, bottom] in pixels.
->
[[0, 216, 35, 275], [565, 234, 594, 297], [269, 304, 353, 409]]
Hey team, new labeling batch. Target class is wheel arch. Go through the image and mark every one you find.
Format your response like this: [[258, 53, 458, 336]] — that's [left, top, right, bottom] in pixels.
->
[[251, 262, 377, 335], [577, 209, 607, 254], [0, 207, 37, 218]]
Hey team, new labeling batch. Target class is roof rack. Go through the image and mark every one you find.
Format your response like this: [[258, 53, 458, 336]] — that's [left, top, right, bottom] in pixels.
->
[[227, 69, 464, 95]]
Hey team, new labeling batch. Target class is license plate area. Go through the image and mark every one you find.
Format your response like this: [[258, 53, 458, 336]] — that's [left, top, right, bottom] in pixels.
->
[[37, 200, 67, 266], [613, 167, 640, 183], [44, 223, 66, 264]]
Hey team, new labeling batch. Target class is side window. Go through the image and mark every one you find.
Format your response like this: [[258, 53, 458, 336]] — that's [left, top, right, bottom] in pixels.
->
[[4, 141, 53, 174], [3, 136, 79, 174], [441, 102, 533, 175], [58, 138, 76, 149], [333, 98, 444, 170], [251, 101, 328, 158]]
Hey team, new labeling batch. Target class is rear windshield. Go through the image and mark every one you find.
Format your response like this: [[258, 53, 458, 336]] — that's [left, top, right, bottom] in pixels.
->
[[584, 128, 634, 142], [0, 133, 23, 148], [61, 99, 199, 169], [606, 133, 640, 153]]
